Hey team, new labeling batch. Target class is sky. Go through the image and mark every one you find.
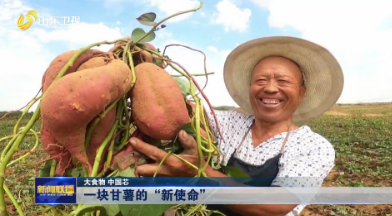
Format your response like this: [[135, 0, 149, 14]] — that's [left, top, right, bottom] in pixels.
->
[[0, 0, 392, 111]]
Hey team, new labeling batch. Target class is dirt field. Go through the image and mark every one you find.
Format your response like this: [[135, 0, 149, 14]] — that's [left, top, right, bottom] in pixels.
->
[[1, 102, 391, 216]]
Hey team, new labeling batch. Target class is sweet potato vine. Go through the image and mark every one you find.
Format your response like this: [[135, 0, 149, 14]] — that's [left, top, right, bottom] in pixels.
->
[[0, 2, 248, 216]]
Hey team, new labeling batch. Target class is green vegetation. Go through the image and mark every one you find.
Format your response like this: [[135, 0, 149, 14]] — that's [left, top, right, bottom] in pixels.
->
[[1, 103, 391, 215]]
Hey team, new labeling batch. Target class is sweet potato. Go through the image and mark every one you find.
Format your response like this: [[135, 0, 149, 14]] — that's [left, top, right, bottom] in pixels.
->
[[86, 108, 116, 173], [77, 56, 110, 71], [42, 49, 104, 92], [138, 43, 165, 68], [40, 126, 73, 175], [115, 36, 131, 47], [76, 56, 117, 174], [134, 46, 153, 63], [131, 62, 190, 140], [40, 49, 103, 175], [40, 59, 133, 174], [108, 36, 131, 54]]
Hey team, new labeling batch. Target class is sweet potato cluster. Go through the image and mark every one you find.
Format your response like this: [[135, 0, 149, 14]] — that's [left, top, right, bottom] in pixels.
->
[[39, 41, 198, 176]]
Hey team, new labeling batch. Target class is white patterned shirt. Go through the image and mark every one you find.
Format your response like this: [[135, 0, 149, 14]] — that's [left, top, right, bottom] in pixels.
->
[[206, 110, 335, 216]]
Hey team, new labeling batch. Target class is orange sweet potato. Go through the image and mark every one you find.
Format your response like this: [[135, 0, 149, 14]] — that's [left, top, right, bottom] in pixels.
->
[[77, 56, 109, 71], [134, 46, 153, 63], [42, 49, 104, 92], [76, 56, 117, 174], [108, 36, 131, 54], [40, 59, 133, 174], [40, 49, 103, 175], [137, 43, 165, 68], [131, 62, 190, 140], [40, 126, 73, 175]]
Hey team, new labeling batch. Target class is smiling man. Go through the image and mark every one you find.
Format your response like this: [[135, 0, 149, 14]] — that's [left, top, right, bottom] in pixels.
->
[[130, 36, 344, 216], [249, 56, 307, 130]]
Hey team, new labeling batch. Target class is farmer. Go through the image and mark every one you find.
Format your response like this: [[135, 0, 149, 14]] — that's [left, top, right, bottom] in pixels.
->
[[129, 36, 344, 216]]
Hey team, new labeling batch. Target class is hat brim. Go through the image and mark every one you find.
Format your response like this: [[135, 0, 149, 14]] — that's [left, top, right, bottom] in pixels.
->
[[223, 36, 344, 122]]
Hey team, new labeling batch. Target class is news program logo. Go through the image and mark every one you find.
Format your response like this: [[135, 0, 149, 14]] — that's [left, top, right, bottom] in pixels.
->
[[35, 177, 77, 205]]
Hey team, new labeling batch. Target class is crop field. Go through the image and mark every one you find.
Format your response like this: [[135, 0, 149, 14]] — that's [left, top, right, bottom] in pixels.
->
[[0, 103, 391, 216]]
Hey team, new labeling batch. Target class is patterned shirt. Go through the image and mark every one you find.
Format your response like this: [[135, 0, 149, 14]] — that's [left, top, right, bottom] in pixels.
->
[[206, 109, 336, 216]]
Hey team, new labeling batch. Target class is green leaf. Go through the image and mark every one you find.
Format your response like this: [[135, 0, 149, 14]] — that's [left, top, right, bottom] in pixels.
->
[[222, 166, 250, 178], [170, 121, 213, 154], [131, 28, 156, 43], [39, 159, 53, 177], [104, 204, 121, 216], [153, 58, 163, 67], [209, 156, 222, 170], [174, 77, 197, 97], [143, 136, 163, 147], [179, 122, 197, 137], [136, 12, 157, 26], [73, 204, 107, 216], [120, 204, 174, 216], [70, 169, 81, 177], [170, 122, 195, 153], [115, 167, 136, 177]]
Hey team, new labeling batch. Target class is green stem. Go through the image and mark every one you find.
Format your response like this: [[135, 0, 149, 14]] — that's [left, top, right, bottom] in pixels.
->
[[56, 208, 71, 216], [4, 183, 24, 216], [118, 98, 131, 150], [13, 95, 41, 135], [0, 135, 19, 161], [101, 137, 115, 176], [0, 105, 40, 216], [0, 135, 14, 144], [50, 159, 56, 177], [167, 60, 225, 144], [91, 119, 119, 177], [7, 129, 39, 167], [127, 49, 137, 86], [123, 39, 132, 63], [199, 102, 214, 170], [117, 98, 127, 129], [84, 101, 118, 149], [153, 151, 172, 177], [184, 204, 202, 216], [171, 154, 200, 174], [133, 1, 204, 44], [107, 169, 118, 177], [99, 101, 125, 176], [0, 39, 122, 216], [194, 98, 204, 177], [118, 124, 130, 150]]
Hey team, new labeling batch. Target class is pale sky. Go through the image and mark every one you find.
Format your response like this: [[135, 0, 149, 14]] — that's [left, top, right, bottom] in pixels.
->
[[1, 0, 391, 111]]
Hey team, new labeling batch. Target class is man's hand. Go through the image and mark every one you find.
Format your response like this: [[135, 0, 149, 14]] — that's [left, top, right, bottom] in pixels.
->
[[130, 130, 204, 177]]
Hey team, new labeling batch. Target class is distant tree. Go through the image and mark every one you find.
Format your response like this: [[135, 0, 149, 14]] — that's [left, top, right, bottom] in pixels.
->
[[213, 106, 237, 111]]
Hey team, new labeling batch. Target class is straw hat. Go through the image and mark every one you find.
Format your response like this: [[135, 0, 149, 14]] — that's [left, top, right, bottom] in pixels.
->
[[223, 36, 344, 122]]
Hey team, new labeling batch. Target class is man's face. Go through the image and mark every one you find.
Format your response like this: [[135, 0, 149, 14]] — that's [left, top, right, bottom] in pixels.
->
[[249, 56, 306, 123]]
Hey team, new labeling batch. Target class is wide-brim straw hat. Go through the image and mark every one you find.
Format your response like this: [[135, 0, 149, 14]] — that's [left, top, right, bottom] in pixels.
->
[[223, 36, 344, 122]]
